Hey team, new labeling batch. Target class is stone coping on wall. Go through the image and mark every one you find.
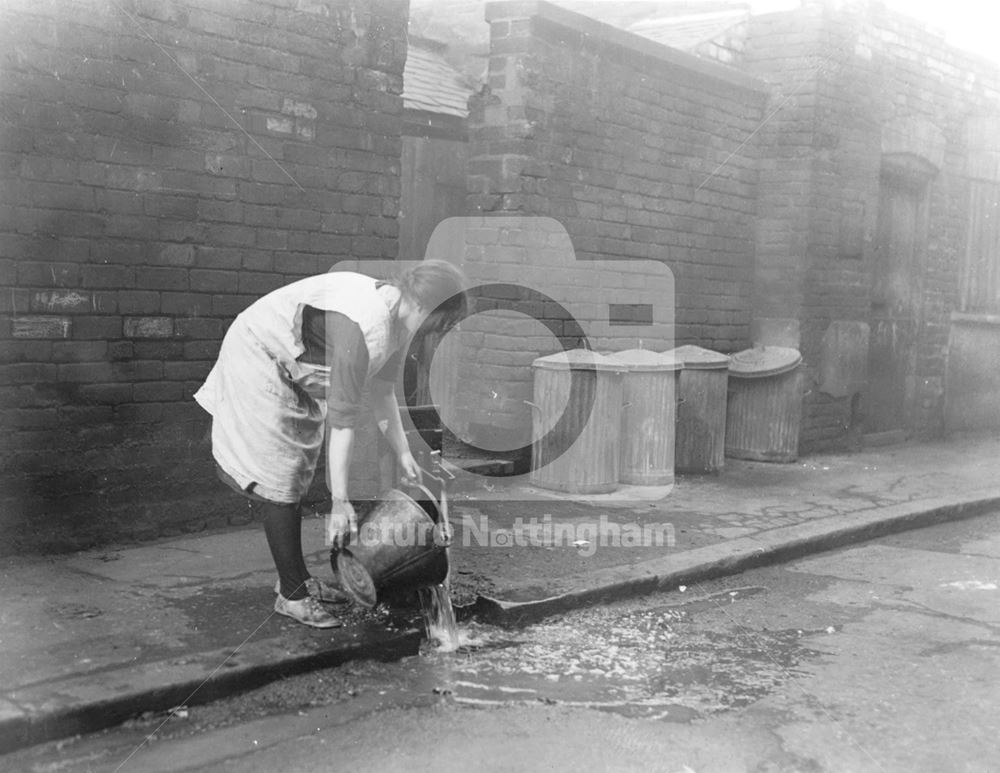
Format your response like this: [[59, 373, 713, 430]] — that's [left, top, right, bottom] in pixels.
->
[[484, 0, 769, 102], [951, 311, 1000, 327]]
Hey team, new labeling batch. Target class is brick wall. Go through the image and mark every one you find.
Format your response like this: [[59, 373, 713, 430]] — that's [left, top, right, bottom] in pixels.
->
[[743, 4, 861, 450], [0, 0, 408, 553], [453, 0, 767, 451], [851, 4, 1000, 441], [746, 0, 1000, 451]]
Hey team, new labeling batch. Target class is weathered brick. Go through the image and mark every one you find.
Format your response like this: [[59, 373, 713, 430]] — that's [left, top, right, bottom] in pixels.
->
[[184, 340, 222, 360], [71, 316, 123, 340], [81, 264, 135, 289], [174, 318, 224, 339], [94, 189, 144, 215], [0, 289, 30, 315], [17, 262, 81, 287], [195, 247, 244, 270], [124, 316, 174, 338], [117, 291, 161, 315], [133, 340, 184, 360], [104, 215, 159, 240], [108, 341, 134, 361], [113, 402, 165, 423], [26, 181, 95, 209], [161, 292, 214, 316], [111, 360, 164, 381], [238, 272, 285, 294], [136, 267, 189, 292], [0, 384, 60, 410], [190, 269, 239, 292], [158, 219, 209, 243], [274, 253, 319, 275], [256, 229, 288, 250], [78, 383, 133, 405], [144, 194, 199, 219], [157, 243, 197, 267], [321, 213, 362, 233], [30, 290, 94, 314], [19, 155, 79, 182], [0, 408, 61, 429], [241, 251, 274, 271], [133, 381, 184, 402], [164, 360, 213, 381], [51, 341, 108, 363], [12, 316, 72, 339], [0, 340, 53, 363], [57, 361, 114, 382], [209, 224, 256, 247]]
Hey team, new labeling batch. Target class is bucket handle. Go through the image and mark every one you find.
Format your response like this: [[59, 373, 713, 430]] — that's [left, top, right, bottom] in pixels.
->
[[402, 479, 451, 546]]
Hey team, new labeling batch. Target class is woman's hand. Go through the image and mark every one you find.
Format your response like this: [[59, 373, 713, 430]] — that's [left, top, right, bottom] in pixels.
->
[[398, 450, 422, 484], [325, 497, 358, 549]]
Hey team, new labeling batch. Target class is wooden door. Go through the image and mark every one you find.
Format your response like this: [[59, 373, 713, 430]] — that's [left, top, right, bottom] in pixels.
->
[[864, 169, 927, 433], [399, 134, 468, 408]]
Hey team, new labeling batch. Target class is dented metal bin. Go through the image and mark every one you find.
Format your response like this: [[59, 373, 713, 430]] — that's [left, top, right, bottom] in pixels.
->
[[668, 345, 730, 474], [605, 349, 681, 486], [529, 350, 624, 494], [725, 346, 803, 463]]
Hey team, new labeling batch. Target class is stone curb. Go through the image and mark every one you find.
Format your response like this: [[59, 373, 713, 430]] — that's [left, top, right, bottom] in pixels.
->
[[467, 491, 1000, 625], [0, 628, 423, 755], [3, 489, 998, 755]]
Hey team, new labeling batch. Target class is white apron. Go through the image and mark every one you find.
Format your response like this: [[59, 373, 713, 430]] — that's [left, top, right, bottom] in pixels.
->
[[194, 273, 402, 502]]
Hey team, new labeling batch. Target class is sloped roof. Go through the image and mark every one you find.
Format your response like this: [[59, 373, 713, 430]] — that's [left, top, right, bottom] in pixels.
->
[[403, 39, 474, 117], [626, 9, 749, 50]]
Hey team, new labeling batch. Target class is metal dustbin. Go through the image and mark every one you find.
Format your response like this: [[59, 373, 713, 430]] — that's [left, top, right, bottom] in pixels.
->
[[668, 345, 730, 474], [529, 349, 624, 494], [605, 349, 681, 486], [725, 346, 803, 463]]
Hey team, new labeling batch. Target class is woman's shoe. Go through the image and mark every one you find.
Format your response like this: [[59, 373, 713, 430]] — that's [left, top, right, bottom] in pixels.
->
[[273, 593, 343, 628], [274, 577, 351, 605]]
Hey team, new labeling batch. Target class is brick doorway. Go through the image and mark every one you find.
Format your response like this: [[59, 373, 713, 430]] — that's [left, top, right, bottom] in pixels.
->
[[863, 161, 932, 435]]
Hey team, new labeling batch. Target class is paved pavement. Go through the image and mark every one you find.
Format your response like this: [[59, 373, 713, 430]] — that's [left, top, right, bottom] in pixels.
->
[[2, 432, 999, 754]]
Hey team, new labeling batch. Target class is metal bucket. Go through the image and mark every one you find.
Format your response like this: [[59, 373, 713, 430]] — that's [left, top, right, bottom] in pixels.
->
[[332, 485, 449, 609]]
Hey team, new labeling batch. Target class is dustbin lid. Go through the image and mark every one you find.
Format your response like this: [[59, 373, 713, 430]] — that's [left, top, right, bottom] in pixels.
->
[[605, 348, 682, 372], [728, 346, 802, 378], [532, 349, 622, 372], [668, 345, 730, 370]]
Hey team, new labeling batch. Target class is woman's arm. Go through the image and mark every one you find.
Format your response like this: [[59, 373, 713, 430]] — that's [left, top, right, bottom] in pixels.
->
[[370, 378, 421, 482], [302, 308, 368, 547], [325, 425, 357, 547]]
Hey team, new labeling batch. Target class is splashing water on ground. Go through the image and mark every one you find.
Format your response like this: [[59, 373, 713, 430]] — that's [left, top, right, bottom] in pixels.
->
[[418, 582, 461, 652]]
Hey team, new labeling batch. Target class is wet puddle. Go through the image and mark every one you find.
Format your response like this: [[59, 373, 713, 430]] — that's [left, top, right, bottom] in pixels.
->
[[379, 584, 823, 722]]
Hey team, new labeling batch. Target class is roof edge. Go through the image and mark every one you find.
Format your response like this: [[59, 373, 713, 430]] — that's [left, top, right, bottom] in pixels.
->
[[485, 0, 768, 98]]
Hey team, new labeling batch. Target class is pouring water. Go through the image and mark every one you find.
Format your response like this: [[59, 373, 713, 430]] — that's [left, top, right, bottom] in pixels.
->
[[418, 580, 461, 652]]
